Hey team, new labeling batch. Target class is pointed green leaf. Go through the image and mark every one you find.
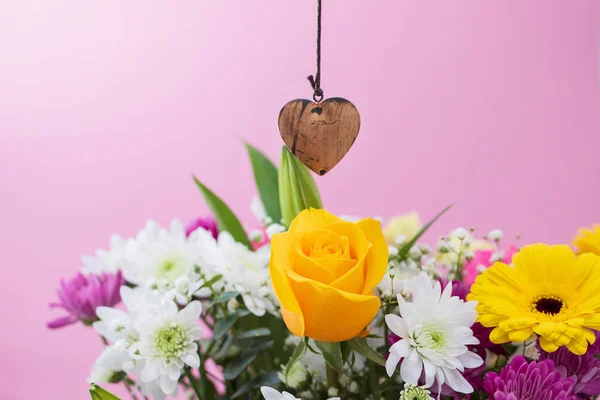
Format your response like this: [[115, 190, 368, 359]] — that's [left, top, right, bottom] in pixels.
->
[[285, 337, 307, 379], [246, 143, 282, 223], [213, 314, 238, 341], [193, 176, 252, 250], [224, 351, 258, 380], [90, 384, 121, 400], [397, 204, 453, 259], [279, 147, 323, 227], [347, 337, 385, 366], [211, 290, 239, 306], [315, 340, 343, 372], [234, 328, 271, 340]]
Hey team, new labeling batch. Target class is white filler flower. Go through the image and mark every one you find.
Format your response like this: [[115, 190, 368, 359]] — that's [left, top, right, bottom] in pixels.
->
[[385, 272, 483, 394]]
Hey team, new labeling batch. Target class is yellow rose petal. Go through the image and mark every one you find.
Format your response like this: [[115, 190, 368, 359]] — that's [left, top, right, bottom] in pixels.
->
[[287, 269, 380, 342], [356, 218, 389, 294], [269, 233, 305, 337], [330, 254, 367, 293], [293, 242, 337, 284], [289, 208, 341, 234]]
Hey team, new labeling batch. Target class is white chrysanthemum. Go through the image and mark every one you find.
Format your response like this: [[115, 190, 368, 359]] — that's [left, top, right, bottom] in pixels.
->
[[385, 272, 483, 394], [93, 287, 172, 399], [213, 232, 276, 316], [260, 387, 339, 400], [132, 300, 203, 395], [122, 219, 218, 302], [82, 234, 136, 274]]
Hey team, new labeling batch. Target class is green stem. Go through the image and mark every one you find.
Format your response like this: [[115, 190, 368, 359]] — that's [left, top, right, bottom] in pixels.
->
[[185, 368, 203, 400], [326, 365, 339, 392]]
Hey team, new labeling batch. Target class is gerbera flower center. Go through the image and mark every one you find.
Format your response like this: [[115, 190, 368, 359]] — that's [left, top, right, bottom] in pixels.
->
[[154, 323, 187, 359], [534, 296, 563, 315]]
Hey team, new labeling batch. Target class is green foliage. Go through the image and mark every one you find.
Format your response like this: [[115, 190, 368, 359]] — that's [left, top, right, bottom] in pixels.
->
[[315, 340, 343, 372], [278, 146, 323, 227], [246, 143, 282, 223], [89, 384, 121, 400], [193, 176, 252, 249]]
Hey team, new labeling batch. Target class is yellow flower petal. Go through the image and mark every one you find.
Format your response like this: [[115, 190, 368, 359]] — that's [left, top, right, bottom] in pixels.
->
[[539, 336, 559, 353], [269, 233, 305, 337], [287, 269, 380, 342], [289, 208, 341, 234], [356, 218, 389, 294]]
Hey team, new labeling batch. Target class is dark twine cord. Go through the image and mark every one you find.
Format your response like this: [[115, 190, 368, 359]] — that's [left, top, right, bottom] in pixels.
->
[[307, 0, 323, 103]]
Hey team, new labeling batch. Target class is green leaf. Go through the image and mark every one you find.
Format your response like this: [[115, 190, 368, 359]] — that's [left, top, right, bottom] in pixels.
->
[[279, 146, 323, 227], [234, 328, 271, 340], [211, 291, 239, 306], [198, 273, 222, 290], [193, 176, 252, 250], [397, 204, 453, 259], [231, 371, 280, 399], [213, 314, 238, 341], [90, 384, 121, 400], [340, 341, 352, 363], [347, 337, 385, 367], [246, 143, 282, 223], [285, 337, 307, 379], [315, 340, 343, 372], [224, 351, 258, 380]]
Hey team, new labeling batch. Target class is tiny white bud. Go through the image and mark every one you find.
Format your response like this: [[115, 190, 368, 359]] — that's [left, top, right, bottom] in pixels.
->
[[452, 227, 469, 240], [394, 235, 408, 245], [349, 381, 359, 393], [248, 229, 265, 243], [388, 245, 399, 256], [476, 264, 488, 274], [266, 223, 286, 239], [227, 298, 239, 313], [327, 388, 339, 397], [488, 229, 503, 242], [436, 241, 450, 253], [174, 275, 191, 293], [491, 250, 505, 262]]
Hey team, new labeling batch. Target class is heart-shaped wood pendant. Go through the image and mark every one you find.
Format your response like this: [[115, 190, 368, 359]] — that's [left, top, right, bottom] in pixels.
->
[[278, 97, 360, 176]]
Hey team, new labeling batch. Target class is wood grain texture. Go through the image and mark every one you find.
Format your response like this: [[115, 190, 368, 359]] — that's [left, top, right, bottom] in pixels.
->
[[278, 97, 361, 176]]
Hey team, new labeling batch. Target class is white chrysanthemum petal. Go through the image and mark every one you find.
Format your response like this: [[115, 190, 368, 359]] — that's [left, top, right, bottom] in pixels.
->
[[401, 350, 423, 385], [385, 314, 408, 338], [457, 351, 483, 369], [386, 352, 401, 377], [444, 368, 474, 393]]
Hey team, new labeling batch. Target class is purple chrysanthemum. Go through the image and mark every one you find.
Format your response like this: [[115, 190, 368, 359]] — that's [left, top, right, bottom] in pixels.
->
[[538, 333, 600, 396], [484, 355, 576, 400], [47, 271, 124, 329], [185, 216, 219, 239]]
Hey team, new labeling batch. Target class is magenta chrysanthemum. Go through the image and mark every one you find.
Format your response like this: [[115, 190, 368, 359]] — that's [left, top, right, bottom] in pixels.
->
[[185, 216, 219, 239], [47, 271, 124, 329], [484, 355, 576, 400]]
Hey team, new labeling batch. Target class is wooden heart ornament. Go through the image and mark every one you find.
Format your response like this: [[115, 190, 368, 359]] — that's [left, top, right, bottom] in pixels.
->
[[278, 98, 360, 175]]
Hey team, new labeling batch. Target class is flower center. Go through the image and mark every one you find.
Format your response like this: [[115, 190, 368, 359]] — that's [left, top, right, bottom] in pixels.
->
[[534, 296, 563, 315], [154, 323, 187, 359], [156, 258, 187, 281], [415, 328, 445, 350]]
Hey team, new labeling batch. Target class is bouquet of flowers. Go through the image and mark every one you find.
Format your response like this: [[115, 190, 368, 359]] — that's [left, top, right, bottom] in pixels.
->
[[48, 144, 600, 400]]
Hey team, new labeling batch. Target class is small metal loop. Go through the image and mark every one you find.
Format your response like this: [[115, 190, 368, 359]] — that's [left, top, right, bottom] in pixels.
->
[[313, 91, 324, 103]]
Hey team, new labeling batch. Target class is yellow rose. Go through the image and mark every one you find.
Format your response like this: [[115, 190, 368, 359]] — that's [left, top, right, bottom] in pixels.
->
[[383, 212, 422, 244], [269, 208, 388, 342]]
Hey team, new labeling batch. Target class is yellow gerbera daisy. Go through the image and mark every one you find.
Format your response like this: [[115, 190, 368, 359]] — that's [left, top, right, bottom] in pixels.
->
[[467, 243, 600, 355], [573, 224, 600, 255]]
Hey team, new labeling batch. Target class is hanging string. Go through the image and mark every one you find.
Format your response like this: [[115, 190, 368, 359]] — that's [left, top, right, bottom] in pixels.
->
[[307, 0, 323, 103]]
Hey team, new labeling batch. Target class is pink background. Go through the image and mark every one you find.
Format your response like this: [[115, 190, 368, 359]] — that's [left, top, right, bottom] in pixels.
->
[[1, 1, 599, 399]]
